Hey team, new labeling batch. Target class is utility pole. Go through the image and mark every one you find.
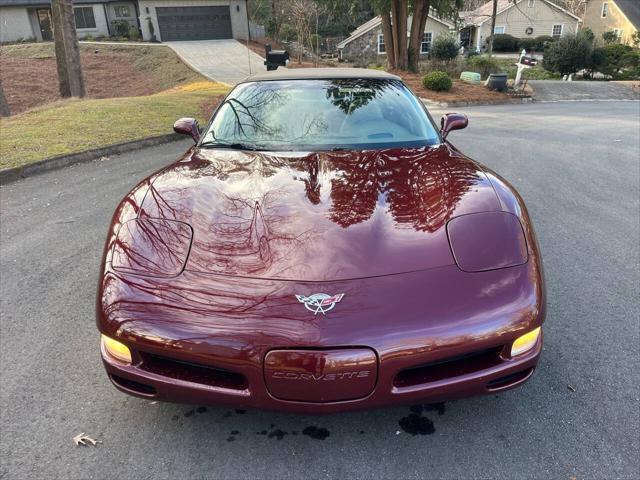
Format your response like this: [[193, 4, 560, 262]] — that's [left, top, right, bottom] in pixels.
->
[[51, 0, 85, 98], [487, 0, 498, 56]]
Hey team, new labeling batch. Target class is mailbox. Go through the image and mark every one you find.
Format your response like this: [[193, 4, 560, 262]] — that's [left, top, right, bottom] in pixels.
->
[[264, 44, 289, 71]]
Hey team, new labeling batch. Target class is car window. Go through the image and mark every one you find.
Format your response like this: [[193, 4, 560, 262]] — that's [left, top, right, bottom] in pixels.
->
[[201, 79, 440, 151]]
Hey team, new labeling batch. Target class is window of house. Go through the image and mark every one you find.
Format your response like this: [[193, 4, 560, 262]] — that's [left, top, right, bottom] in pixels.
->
[[114, 6, 131, 18], [528, 0, 535, 7], [552, 24, 563, 37], [74, 7, 96, 29], [494, 26, 506, 34], [601, 2, 608, 18], [420, 32, 433, 53], [377, 34, 386, 54]]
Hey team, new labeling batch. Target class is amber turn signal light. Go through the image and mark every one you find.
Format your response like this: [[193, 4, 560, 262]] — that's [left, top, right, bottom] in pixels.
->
[[511, 327, 541, 357], [101, 334, 132, 363]]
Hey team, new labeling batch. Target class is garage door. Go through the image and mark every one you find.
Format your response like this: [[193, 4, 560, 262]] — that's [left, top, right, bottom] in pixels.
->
[[156, 6, 232, 41]]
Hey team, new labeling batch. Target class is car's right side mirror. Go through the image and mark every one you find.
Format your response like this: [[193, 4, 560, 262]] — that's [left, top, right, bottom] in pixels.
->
[[440, 113, 468, 140]]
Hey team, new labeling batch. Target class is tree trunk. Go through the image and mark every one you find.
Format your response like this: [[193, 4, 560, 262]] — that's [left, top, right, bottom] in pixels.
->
[[0, 80, 10, 117], [487, 0, 498, 56], [408, 0, 430, 72], [51, 0, 85, 98], [380, 11, 395, 69], [390, 1, 401, 70], [393, 0, 408, 70]]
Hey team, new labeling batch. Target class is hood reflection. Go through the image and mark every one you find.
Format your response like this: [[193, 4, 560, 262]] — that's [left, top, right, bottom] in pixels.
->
[[136, 146, 500, 281]]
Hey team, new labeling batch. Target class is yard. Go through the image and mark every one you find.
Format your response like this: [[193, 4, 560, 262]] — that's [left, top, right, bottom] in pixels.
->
[[0, 42, 205, 114], [0, 43, 229, 170]]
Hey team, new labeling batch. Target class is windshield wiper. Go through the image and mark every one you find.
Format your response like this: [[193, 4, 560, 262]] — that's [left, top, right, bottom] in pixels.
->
[[199, 141, 264, 151]]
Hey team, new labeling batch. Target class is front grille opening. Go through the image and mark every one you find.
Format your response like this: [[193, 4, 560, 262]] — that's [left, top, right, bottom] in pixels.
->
[[486, 367, 533, 391], [394, 347, 503, 388], [139, 352, 248, 391], [110, 374, 157, 396]]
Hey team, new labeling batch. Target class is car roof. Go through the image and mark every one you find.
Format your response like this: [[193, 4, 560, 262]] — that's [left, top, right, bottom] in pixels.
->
[[243, 67, 401, 83]]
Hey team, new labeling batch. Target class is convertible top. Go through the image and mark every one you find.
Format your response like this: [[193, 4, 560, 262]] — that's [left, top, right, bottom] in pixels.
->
[[243, 67, 401, 83]]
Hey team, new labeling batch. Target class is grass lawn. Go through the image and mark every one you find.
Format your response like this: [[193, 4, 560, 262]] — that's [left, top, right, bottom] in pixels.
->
[[0, 81, 229, 170]]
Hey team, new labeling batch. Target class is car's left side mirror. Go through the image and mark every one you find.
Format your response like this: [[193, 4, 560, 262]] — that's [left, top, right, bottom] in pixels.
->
[[440, 113, 468, 140], [173, 117, 201, 143]]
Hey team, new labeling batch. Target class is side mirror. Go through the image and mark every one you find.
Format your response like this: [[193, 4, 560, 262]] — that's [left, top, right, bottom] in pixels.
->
[[440, 113, 468, 140], [173, 117, 200, 143]]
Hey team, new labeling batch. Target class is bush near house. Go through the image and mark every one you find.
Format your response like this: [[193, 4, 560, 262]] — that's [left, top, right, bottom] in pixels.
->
[[491, 34, 519, 52], [542, 32, 592, 76], [422, 71, 452, 91], [429, 36, 459, 61], [600, 43, 640, 79], [465, 55, 501, 79]]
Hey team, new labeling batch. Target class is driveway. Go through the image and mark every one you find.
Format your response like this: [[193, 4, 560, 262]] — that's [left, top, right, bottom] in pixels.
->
[[166, 39, 267, 85], [1, 102, 638, 479], [530, 80, 640, 101]]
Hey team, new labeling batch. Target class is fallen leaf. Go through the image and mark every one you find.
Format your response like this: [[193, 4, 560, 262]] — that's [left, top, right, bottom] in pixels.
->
[[73, 433, 99, 446]]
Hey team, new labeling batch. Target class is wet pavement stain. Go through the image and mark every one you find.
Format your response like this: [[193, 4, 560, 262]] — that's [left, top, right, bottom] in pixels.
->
[[267, 429, 288, 440], [398, 414, 435, 435], [196, 406, 207, 414], [226, 436, 236, 442], [184, 410, 195, 417], [302, 426, 330, 440], [256, 430, 268, 435], [230, 430, 240, 435], [235, 409, 247, 414]]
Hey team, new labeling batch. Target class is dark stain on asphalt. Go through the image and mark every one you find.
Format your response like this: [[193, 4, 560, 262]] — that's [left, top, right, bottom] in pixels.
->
[[172, 415, 179, 421], [184, 410, 195, 417], [256, 430, 268, 435], [424, 402, 446, 415], [230, 430, 240, 435], [398, 414, 435, 435], [359, 430, 365, 434], [302, 426, 330, 440], [196, 406, 207, 414], [268, 429, 288, 440], [226, 436, 235, 442], [235, 409, 247, 414], [223, 411, 232, 418]]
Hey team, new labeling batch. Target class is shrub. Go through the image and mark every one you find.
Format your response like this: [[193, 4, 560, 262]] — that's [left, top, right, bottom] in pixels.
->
[[429, 35, 459, 61], [602, 30, 619, 44], [583, 45, 607, 78], [466, 55, 501, 79], [600, 43, 639, 77], [517, 37, 537, 52], [633, 31, 640, 48], [535, 35, 555, 51], [491, 34, 519, 52], [422, 71, 453, 91], [111, 20, 130, 37], [128, 27, 140, 41], [542, 33, 591, 76]]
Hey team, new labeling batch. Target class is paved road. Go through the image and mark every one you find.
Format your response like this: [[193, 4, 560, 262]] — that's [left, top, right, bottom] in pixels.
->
[[1, 102, 639, 479], [529, 80, 640, 101], [166, 39, 267, 85]]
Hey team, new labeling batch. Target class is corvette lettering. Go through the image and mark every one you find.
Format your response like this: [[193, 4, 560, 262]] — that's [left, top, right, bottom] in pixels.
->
[[272, 371, 370, 380]]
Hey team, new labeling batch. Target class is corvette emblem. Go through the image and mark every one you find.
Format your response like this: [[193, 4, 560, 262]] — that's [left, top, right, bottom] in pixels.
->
[[295, 293, 344, 315]]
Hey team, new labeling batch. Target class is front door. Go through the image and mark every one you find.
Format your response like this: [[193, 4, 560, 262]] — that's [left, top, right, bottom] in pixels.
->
[[37, 9, 53, 41]]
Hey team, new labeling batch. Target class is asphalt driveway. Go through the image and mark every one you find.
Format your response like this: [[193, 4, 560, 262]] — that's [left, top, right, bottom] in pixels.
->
[[166, 39, 267, 85], [1, 102, 638, 479], [530, 80, 640, 101]]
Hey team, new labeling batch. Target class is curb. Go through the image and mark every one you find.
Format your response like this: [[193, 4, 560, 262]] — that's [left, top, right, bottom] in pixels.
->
[[0, 133, 183, 185], [422, 97, 533, 108]]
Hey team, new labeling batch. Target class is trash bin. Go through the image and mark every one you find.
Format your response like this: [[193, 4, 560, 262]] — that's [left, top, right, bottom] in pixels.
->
[[486, 73, 508, 91]]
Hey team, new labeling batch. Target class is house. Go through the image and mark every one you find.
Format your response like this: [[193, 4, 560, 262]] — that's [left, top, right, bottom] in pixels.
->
[[0, 0, 249, 43], [582, 0, 639, 45], [460, 0, 581, 52], [336, 12, 456, 64]]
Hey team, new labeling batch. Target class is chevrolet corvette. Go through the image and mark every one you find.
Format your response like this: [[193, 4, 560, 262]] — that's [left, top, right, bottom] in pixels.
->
[[97, 68, 545, 413]]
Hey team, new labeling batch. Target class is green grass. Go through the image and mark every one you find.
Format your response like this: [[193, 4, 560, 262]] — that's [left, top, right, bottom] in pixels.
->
[[0, 42, 204, 89], [0, 82, 230, 169]]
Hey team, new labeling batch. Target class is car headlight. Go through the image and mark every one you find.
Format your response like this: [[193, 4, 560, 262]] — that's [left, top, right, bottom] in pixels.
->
[[101, 334, 132, 363], [511, 327, 541, 356], [446, 212, 528, 272]]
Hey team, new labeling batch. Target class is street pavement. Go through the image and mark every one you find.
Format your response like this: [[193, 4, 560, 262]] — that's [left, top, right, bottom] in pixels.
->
[[166, 39, 266, 85], [1, 101, 639, 479]]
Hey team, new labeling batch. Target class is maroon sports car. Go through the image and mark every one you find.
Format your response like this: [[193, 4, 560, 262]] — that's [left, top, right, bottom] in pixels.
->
[[97, 68, 545, 413]]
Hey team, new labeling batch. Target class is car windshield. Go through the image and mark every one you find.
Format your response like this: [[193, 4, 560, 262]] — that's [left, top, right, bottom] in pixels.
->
[[201, 79, 440, 151]]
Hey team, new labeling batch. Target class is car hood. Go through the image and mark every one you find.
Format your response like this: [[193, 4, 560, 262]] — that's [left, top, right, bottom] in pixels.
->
[[138, 145, 501, 281]]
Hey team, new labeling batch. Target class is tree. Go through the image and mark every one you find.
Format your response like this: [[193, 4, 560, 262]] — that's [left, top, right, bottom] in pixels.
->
[[51, 0, 85, 98], [486, 0, 497, 56], [602, 30, 620, 44], [0, 80, 10, 117], [542, 32, 592, 76]]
